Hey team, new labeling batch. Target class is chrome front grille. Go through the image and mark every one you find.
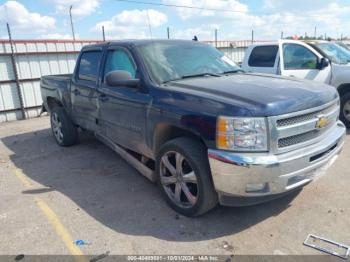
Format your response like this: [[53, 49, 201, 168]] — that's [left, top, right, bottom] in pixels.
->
[[269, 100, 340, 153], [277, 103, 337, 127], [278, 130, 317, 148]]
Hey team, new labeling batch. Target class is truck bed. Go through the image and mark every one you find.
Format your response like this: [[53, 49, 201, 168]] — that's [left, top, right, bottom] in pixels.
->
[[41, 74, 72, 84], [40, 74, 72, 110]]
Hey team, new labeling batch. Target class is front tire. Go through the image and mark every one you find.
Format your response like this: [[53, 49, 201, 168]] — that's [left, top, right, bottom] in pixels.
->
[[156, 137, 218, 217], [50, 106, 78, 146], [340, 92, 350, 128]]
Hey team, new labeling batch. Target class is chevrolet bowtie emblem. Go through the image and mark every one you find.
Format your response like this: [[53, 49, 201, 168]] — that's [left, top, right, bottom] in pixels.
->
[[315, 115, 329, 129]]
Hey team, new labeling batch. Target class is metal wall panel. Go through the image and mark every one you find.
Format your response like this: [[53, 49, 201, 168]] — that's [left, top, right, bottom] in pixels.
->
[[0, 39, 100, 123], [0, 56, 14, 81], [0, 83, 20, 110]]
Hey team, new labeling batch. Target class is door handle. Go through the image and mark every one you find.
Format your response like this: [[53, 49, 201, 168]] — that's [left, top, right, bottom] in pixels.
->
[[73, 89, 80, 96], [99, 94, 109, 102]]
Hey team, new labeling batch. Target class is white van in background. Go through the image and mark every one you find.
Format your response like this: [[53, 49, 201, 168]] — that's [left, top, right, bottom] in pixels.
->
[[242, 40, 350, 127]]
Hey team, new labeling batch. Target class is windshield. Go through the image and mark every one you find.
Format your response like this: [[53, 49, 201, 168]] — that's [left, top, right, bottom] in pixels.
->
[[316, 43, 350, 65], [137, 42, 240, 84], [337, 42, 350, 51]]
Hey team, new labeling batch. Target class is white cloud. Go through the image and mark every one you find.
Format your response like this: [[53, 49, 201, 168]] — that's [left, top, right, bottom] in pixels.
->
[[161, 0, 350, 40], [93, 9, 168, 39], [163, 0, 248, 20], [52, 0, 100, 17], [173, 25, 218, 40], [115, 9, 167, 27], [263, 0, 334, 12], [39, 33, 76, 40], [173, 23, 222, 41], [0, 1, 55, 33]]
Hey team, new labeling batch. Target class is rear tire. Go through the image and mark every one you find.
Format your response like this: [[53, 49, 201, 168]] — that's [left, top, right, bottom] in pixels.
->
[[50, 106, 78, 146], [156, 137, 218, 217], [340, 92, 350, 128]]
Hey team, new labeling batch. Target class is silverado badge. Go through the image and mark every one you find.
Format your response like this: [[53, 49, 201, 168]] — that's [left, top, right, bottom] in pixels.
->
[[315, 115, 329, 129]]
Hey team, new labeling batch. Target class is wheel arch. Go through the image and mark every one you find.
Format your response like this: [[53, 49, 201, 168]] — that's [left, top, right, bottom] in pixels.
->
[[153, 123, 207, 155], [46, 96, 63, 112], [337, 83, 350, 97]]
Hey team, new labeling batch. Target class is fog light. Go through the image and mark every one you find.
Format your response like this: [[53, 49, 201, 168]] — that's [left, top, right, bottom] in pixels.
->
[[246, 183, 268, 193]]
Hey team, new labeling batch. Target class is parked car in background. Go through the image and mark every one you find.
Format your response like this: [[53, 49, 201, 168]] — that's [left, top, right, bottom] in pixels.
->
[[242, 40, 350, 127], [41, 40, 345, 216], [336, 42, 350, 51]]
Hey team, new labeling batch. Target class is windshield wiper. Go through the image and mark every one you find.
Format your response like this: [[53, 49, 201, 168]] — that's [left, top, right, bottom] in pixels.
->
[[181, 72, 221, 79], [162, 73, 221, 84], [222, 69, 245, 74]]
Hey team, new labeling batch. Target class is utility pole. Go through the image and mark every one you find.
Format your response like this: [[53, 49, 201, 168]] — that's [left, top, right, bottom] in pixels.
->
[[102, 26, 105, 41], [281, 31, 284, 39], [251, 30, 254, 44], [215, 29, 218, 48], [69, 5, 76, 41], [167, 27, 170, 39], [7, 23, 25, 120], [314, 26, 317, 39]]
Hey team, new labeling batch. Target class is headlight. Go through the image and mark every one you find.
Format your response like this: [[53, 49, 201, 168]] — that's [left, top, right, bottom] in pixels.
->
[[216, 116, 268, 151]]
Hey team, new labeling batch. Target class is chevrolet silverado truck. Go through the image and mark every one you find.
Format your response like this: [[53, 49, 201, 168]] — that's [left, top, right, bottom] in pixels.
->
[[41, 40, 345, 216], [242, 40, 350, 127]]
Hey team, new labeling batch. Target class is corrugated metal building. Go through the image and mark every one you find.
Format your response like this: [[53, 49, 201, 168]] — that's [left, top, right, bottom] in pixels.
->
[[0, 40, 99, 122]]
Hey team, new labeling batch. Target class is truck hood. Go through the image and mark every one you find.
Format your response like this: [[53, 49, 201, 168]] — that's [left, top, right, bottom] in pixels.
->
[[165, 73, 338, 117]]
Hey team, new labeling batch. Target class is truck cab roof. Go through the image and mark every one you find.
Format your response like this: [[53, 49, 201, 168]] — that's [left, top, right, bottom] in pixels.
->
[[81, 39, 207, 50]]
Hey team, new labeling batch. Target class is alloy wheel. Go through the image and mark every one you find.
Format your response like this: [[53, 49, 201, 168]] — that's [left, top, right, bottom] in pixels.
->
[[160, 151, 199, 208], [51, 112, 63, 144]]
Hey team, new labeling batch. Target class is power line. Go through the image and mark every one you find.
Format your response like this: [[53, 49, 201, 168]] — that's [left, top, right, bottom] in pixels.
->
[[112, 0, 346, 19], [113, 0, 248, 14]]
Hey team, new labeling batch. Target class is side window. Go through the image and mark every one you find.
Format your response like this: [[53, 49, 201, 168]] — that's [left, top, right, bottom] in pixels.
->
[[283, 44, 318, 70], [78, 51, 102, 82], [248, 45, 278, 67], [104, 49, 136, 79]]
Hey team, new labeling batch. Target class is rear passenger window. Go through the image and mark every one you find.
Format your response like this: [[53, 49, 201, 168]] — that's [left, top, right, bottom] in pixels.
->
[[248, 46, 278, 67], [78, 51, 102, 82]]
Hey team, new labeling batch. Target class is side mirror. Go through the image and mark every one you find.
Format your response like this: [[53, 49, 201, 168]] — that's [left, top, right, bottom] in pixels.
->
[[105, 70, 139, 88], [318, 57, 330, 70]]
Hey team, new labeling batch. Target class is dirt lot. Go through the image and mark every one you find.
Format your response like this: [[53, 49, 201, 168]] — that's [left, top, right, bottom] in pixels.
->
[[0, 116, 349, 257]]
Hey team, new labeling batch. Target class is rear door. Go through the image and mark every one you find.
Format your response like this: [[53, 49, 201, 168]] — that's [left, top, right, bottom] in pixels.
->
[[97, 45, 152, 156], [279, 40, 332, 84], [243, 45, 279, 74], [71, 48, 103, 131]]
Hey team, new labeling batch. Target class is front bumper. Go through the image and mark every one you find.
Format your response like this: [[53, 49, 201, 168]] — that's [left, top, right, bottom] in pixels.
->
[[208, 121, 346, 206]]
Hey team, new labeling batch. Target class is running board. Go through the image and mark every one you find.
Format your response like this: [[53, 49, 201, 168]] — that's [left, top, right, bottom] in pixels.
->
[[95, 133, 156, 182]]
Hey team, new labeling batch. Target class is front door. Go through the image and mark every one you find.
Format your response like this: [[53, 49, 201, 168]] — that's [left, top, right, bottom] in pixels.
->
[[97, 46, 152, 156], [279, 40, 332, 84]]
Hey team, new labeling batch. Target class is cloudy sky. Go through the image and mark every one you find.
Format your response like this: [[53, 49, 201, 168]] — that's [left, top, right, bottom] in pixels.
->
[[0, 0, 349, 41]]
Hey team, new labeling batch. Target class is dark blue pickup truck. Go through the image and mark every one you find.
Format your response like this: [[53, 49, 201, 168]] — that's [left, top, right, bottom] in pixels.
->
[[41, 40, 345, 216]]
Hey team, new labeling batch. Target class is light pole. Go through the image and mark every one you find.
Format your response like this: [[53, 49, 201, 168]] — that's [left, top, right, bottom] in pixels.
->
[[69, 5, 76, 41], [314, 26, 317, 39], [102, 26, 106, 41]]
